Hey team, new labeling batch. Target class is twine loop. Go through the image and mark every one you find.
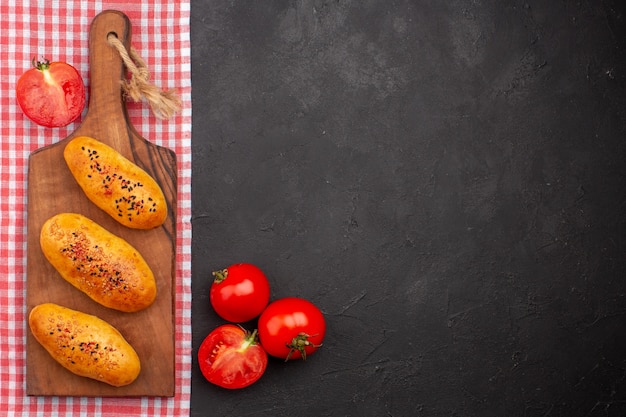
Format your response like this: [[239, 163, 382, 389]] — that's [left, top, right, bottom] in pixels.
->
[[107, 33, 181, 120]]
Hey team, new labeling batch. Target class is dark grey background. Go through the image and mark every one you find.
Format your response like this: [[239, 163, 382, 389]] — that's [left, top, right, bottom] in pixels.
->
[[190, 1, 626, 416]]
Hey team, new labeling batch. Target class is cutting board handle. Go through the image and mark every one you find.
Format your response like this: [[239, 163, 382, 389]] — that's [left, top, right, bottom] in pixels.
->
[[82, 10, 131, 139]]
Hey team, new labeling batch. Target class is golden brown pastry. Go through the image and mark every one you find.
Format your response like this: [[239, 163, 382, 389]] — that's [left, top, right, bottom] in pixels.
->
[[63, 135, 167, 229], [29, 303, 141, 387], [40, 213, 157, 312]]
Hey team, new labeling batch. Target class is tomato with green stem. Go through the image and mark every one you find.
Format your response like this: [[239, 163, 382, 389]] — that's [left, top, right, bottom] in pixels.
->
[[197, 324, 268, 389], [16, 57, 85, 127], [257, 297, 326, 361], [210, 263, 270, 323]]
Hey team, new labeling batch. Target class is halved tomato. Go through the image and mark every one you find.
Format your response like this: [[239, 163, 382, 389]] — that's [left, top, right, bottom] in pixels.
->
[[16, 58, 85, 127], [197, 324, 268, 389]]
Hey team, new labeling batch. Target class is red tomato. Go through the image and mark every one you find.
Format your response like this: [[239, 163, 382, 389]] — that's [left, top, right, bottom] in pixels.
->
[[197, 324, 268, 389], [16, 58, 85, 128], [210, 263, 270, 323], [257, 297, 326, 361]]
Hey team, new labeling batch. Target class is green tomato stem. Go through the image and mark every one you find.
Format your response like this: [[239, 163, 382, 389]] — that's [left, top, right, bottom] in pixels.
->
[[32, 57, 51, 71], [239, 328, 258, 351], [212, 268, 228, 283], [285, 332, 322, 361]]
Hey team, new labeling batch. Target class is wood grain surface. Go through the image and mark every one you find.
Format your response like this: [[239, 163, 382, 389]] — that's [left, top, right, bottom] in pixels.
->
[[26, 10, 177, 397]]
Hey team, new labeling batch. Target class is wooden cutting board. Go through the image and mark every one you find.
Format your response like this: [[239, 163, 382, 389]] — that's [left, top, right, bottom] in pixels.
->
[[26, 10, 177, 397]]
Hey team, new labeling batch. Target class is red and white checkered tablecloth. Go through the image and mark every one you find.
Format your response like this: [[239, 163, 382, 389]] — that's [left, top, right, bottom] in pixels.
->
[[0, 1, 192, 416]]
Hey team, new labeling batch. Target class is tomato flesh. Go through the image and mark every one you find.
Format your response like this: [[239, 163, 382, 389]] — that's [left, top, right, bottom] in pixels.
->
[[198, 324, 268, 389], [258, 297, 326, 361], [210, 263, 270, 323], [16, 59, 85, 128]]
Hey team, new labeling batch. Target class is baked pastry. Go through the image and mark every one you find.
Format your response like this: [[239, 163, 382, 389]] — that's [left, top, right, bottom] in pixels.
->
[[29, 303, 141, 387], [64, 135, 167, 229], [40, 212, 157, 312]]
